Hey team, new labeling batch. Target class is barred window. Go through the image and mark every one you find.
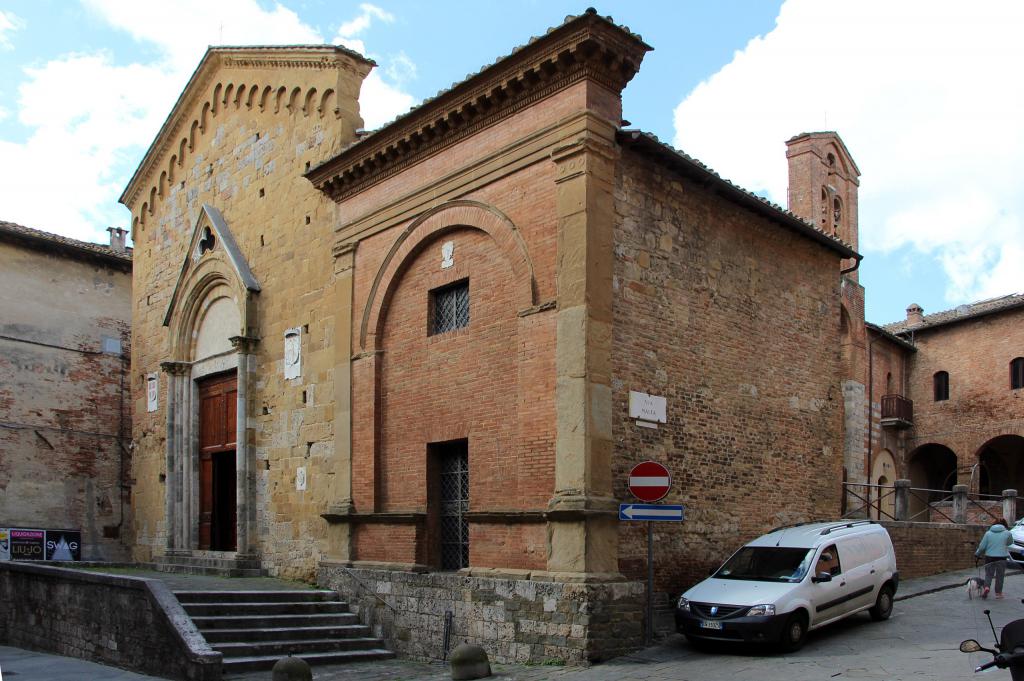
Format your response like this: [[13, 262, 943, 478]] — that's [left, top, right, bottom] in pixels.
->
[[934, 371, 949, 402], [437, 441, 469, 571], [429, 280, 469, 336], [1011, 358, 1024, 390]]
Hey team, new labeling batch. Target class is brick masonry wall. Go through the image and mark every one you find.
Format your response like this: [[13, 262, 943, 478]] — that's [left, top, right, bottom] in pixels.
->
[[318, 564, 643, 665], [612, 149, 846, 593], [903, 312, 1024, 484], [0, 561, 220, 680], [0, 240, 131, 560], [880, 521, 987, 579]]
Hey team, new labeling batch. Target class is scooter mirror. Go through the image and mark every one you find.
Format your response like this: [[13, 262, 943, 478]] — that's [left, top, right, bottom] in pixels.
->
[[960, 639, 982, 653]]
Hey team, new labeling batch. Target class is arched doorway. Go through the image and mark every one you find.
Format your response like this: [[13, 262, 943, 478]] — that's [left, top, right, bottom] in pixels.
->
[[907, 444, 958, 521], [977, 435, 1024, 503], [870, 450, 897, 520]]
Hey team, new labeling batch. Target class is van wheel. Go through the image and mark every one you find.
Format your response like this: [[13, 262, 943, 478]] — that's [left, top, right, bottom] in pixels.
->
[[779, 612, 807, 652], [870, 585, 894, 621]]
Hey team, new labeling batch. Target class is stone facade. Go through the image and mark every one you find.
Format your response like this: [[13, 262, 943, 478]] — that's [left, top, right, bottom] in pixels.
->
[[0, 222, 132, 560], [123, 46, 372, 578]]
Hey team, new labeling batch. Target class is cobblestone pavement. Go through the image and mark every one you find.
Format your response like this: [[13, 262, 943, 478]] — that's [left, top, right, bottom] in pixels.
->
[[3, 566, 1022, 681]]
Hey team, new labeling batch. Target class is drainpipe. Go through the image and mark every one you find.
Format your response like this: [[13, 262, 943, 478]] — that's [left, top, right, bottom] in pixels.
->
[[866, 332, 884, 492]]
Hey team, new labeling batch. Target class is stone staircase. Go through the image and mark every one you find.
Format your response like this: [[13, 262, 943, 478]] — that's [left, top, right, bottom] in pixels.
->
[[175, 589, 394, 673]]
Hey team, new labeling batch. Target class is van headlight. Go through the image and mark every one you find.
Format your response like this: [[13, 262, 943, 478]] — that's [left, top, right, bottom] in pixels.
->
[[746, 604, 775, 617], [677, 596, 691, 612]]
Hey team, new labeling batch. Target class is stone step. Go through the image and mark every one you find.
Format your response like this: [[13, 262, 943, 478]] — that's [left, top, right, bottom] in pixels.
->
[[194, 613, 360, 629], [212, 637, 384, 658], [154, 555, 263, 570], [184, 601, 351, 617], [174, 590, 339, 604], [201, 624, 372, 643], [144, 562, 265, 578], [221, 649, 395, 673]]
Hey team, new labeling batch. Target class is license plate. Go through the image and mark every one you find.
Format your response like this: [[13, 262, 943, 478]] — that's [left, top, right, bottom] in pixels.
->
[[700, 620, 722, 630]]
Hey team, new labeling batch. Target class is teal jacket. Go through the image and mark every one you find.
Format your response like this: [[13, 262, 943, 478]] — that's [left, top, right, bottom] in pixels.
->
[[976, 524, 1013, 559]]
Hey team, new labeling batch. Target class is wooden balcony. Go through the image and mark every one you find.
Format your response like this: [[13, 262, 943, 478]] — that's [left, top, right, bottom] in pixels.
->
[[880, 393, 913, 428]]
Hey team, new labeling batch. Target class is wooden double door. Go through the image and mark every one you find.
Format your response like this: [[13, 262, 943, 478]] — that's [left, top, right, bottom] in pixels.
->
[[198, 372, 237, 551]]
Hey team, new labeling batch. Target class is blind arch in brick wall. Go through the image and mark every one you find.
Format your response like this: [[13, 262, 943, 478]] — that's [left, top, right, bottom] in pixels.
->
[[360, 200, 537, 352]]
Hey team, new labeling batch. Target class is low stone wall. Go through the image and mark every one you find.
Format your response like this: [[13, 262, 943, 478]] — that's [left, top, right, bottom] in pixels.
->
[[881, 521, 988, 579], [0, 561, 221, 680], [318, 563, 644, 665]]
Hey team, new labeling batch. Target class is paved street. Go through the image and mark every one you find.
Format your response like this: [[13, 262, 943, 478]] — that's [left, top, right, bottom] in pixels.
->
[[2, 568, 1022, 681]]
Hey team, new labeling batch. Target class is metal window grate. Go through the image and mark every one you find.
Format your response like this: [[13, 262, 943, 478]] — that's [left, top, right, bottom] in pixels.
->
[[439, 446, 469, 570], [430, 281, 469, 335]]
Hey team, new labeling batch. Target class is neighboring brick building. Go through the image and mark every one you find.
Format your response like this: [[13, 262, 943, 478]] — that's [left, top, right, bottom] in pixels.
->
[[848, 295, 1024, 517], [124, 12, 860, 663], [0, 222, 132, 560]]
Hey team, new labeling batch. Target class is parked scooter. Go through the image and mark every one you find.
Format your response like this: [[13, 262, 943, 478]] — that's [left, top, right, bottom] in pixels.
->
[[960, 602, 1024, 679]]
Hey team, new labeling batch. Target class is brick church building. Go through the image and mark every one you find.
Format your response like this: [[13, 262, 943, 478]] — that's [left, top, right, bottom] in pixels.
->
[[122, 8, 1005, 663]]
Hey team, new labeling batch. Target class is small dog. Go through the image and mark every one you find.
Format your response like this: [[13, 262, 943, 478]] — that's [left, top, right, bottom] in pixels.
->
[[966, 576, 986, 599]]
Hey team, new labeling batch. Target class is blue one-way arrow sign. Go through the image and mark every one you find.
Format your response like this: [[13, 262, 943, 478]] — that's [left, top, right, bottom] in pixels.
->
[[619, 503, 685, 522]]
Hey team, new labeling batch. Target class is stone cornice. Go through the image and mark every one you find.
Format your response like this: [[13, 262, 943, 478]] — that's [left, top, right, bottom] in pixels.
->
[[307, 10, 651, 203]]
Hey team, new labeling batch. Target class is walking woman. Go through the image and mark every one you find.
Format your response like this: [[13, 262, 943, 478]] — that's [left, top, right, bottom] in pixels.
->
[[975, 520, 1014, 599]]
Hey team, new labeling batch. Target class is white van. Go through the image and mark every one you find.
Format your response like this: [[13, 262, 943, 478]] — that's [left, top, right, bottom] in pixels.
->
[[675, 520, 898, 651]]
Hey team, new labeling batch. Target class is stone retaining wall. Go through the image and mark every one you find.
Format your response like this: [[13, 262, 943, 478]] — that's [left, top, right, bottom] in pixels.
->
[[318, 563, 644, 665], [881, 521, 988, 579], [0, 562, 221, 680]]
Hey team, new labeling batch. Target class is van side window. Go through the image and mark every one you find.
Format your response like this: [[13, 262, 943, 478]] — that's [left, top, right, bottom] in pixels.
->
[[816, 544, 842, 576]]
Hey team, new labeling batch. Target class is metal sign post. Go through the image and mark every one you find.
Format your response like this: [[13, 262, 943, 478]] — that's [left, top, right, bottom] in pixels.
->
[[623, 461, 683, 646]]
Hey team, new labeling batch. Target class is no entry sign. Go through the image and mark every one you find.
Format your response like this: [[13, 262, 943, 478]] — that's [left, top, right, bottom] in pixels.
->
[[628, 461, 671, 502]]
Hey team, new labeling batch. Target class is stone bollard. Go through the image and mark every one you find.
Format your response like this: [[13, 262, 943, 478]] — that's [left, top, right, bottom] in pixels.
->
[[450, 642, 492, 680], [953, 485, 968, 524], [1003, 489, 1018, 525], [894, 479, 911, 521], [272, 654, 312, 681]]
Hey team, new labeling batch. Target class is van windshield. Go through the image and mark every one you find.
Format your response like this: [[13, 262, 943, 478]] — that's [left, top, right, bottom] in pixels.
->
[[714, 547, 815, 583]]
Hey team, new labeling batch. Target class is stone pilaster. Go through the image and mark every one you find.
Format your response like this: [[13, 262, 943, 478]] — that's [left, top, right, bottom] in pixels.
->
[[229, 335, 259, 556], [546, 118, 621, 577], [323, 242, 357, 561], [160, 360, 190, 553]]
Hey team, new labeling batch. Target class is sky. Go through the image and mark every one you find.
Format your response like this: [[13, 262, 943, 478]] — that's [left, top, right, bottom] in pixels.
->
[[0, 0, 1021, 325]]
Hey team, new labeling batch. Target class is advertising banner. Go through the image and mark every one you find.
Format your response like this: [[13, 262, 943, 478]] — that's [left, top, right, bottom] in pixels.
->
[[45, 529, 82, 561], [9, 529, 45, 560], [0, 529, 9, 560]]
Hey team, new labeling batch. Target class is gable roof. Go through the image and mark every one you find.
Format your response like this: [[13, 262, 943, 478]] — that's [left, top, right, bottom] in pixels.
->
[[0, 220, 132, 271], [884, 292, 1024, 335], [163, 204, 260, 327], [618, 130, 860, 260]]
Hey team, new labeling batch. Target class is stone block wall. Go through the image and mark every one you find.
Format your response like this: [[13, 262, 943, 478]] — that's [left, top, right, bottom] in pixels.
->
[[0, 561, 220, 680], [611, 148, 846, 592], [126, 50, 369, 579], [318, 564, 644, 665], [881, 520, 987, 579]]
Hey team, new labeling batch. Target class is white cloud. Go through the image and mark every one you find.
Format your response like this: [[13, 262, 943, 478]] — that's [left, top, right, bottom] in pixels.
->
[[673, 0, 1024, 305], [335, 3, 394, 41], [0, 0, 417, 241], [0, 10, 23, 50]]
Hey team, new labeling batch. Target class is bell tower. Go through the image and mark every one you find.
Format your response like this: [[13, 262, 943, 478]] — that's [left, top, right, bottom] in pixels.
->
[[786, 131, 861, 280]]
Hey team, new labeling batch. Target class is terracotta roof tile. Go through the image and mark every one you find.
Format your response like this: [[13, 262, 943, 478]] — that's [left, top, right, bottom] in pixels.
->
[[884, 293, 1024, 334], [0, 220, 132, 264]]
